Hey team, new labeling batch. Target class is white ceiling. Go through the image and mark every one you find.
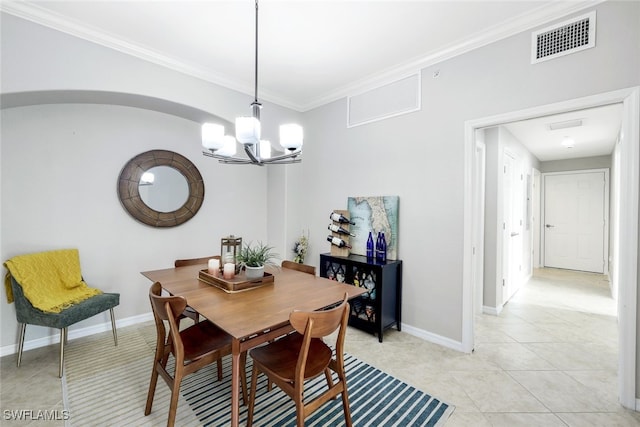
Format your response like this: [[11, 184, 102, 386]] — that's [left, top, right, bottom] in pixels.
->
[[3, 0, 601, 111], [2, 0, 619, 161], [503, 104, 622, 162]]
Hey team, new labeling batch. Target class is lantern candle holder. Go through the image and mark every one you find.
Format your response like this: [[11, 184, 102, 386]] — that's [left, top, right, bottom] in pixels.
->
[[221, 235, 242, 274]]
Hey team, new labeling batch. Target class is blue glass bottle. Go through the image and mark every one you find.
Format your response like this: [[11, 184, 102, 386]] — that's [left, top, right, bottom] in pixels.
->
[[366, 232, 374, 260], [380, 232, 387, 263]]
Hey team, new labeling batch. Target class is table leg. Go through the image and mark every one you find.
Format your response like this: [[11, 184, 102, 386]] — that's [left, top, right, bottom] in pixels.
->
[[231, 339, 241, 427]]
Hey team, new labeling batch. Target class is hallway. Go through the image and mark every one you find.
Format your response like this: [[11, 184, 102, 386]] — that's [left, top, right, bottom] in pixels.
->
[[346, 267, 639, 425], [462, 267, 629, 425]]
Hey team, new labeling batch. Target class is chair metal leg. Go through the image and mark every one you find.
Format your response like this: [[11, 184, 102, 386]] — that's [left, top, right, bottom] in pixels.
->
[[16, 323, 26, 368], [59, 328, 67, 378], [109, 308, 118, 346]]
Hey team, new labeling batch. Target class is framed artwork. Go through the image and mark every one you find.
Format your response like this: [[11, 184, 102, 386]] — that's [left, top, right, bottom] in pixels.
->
[[347, 196, 399, 260]]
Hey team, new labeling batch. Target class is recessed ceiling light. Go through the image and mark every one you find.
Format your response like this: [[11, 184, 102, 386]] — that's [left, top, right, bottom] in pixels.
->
[[561, 136, 575, 148], [549, 119, 583, 130]]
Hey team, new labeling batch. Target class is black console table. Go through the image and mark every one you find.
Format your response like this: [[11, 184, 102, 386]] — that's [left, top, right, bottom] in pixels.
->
[[320, 253, 402, 342]]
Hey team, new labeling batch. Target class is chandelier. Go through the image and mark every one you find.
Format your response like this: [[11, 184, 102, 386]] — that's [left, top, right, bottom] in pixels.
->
[[201, 0, 303, 165]]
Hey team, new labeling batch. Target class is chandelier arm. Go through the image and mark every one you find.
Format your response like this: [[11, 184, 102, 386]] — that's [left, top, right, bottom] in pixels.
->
[[222, 159, 261, 165], [220, 159, 300, 165], [203, 150, 301, 165], [263, 151, 301, 162], [203, 151, 256, 165], [244, 144, 260, 163], [261, 158, 302, 165]]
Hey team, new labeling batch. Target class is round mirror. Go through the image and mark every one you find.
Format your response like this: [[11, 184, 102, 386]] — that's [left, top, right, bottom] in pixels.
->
[[138, 166, 189, 212], [117, 150, 204, 227]]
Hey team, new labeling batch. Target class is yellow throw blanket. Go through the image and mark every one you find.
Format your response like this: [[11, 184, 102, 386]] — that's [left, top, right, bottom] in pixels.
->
[[4, 249, 102, 313]]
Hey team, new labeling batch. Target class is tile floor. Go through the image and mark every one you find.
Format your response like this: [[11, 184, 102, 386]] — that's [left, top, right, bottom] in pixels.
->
[[2, 268, 639, 426]]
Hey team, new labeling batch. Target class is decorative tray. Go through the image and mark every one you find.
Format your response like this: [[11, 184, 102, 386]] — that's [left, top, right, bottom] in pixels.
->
[[198, 269, 274, 293]]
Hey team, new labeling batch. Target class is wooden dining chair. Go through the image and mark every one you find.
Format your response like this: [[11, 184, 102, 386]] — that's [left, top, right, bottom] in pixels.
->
[[246, 293, 352, 427], [174, 255, 220, 267], [172, 256, 220, 323], [281, 260, 316, 276], [145, 282, 247, 427]]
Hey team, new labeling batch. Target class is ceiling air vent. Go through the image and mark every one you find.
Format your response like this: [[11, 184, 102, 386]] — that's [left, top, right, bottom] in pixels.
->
[[531, 11, 596, 64]]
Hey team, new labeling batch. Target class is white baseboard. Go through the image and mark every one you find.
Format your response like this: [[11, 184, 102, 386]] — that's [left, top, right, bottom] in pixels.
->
[[401, 323, 464, 352], [4, 313, 471, 359], [0, 312, 153, 357], [482, 304, 503, 316]]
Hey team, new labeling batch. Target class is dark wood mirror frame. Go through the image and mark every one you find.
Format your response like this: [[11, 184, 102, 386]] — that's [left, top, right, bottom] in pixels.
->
[[117, 150, 204, 227]]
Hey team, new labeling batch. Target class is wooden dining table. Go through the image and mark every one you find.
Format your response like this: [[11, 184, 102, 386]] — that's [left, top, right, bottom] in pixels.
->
[[141, 263, 366, 427]]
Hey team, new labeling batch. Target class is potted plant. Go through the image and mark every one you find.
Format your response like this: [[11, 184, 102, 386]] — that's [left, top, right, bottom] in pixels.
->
[[236, 241, 279, 279]]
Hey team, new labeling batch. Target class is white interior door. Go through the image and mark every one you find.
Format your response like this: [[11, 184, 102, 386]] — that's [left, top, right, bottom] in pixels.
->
[[543, 171, 607, 273], [502, 151, 523, 303]]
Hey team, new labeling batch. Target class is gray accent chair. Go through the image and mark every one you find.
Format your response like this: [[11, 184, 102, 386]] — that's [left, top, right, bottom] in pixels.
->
[[10, 277, 119, 377]]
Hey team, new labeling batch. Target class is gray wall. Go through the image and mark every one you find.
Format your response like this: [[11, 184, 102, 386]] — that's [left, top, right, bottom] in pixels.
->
[[293, 1, 638, 344], [540, 155, 611, 173], [1, 0, 639, 400], [0, 103, 272, 345], [0, 13, 300, 348]]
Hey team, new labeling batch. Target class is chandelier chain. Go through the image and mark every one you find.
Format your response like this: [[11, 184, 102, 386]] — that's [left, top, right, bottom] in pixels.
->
[[254, 0, 259, 105]]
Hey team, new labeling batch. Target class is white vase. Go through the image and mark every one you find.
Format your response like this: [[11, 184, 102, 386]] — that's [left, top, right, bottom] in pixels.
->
[[245, 265, 264, 280]]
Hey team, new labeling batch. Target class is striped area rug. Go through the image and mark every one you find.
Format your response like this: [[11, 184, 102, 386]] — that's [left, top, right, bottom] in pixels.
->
[[186, 355, 452, 426], [64, 325, 202, 426], [64, 324, 453, 426]]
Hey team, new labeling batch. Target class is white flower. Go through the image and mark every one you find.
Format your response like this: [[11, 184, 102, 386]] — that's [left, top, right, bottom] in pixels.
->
[[292, 231, 309, 263]]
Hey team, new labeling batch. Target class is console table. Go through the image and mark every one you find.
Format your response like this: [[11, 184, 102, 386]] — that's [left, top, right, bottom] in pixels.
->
[[320, 253, 402, 342]]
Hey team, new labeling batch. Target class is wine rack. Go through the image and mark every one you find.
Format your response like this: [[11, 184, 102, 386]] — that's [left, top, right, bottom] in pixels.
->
[[320, 253, 402, 342], [329, 209, 351, 257]]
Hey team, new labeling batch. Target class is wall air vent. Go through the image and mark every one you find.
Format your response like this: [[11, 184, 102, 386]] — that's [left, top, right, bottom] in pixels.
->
[[531, 11, 596, 64]]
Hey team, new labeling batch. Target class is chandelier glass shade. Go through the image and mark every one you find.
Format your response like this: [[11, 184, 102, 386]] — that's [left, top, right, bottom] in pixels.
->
[[218, 135, 238, 157], [235, 116, 261, 145], [201, 0, 303, 165], [201, 123, 225, 151]]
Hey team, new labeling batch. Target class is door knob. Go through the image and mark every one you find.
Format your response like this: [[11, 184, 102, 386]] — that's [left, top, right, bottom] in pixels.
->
[[545, 224, 555, 228]]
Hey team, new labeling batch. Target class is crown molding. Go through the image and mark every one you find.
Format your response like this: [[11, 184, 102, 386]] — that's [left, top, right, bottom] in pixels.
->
[[1, 0, 604, 113], [0, 1, 273, 105], [299, 0, 605, 111]]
